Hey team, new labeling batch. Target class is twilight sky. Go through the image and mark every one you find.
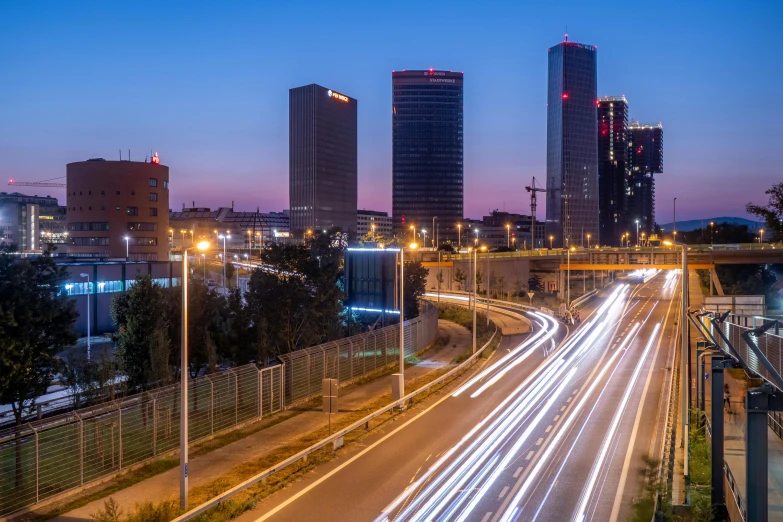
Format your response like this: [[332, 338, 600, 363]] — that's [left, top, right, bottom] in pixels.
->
[[1, 0, 781, 223]]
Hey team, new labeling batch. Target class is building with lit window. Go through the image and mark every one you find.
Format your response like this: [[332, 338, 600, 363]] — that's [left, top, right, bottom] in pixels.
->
[[545, 39, 599, 247], [289, 84, 358, 238], [597, 96, 629, 246], [357, 210, 392, 239], [169, 207, 290, 248], [66, 158, 170, 260], [392, 70, 464, 241], [0, 192, 67, 250], [627, 122, 663, 238]]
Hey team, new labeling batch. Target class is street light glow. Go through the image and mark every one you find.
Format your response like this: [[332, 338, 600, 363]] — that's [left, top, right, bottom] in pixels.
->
[[197, 241, 210, 250]]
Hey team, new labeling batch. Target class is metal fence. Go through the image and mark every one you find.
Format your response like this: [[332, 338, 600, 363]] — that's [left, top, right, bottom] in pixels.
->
[[0, 364, 282, 517], [279, 300, 439, 404]]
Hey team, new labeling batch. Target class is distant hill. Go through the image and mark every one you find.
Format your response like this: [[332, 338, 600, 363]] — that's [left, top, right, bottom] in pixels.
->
[[658, 217, 765, 232]]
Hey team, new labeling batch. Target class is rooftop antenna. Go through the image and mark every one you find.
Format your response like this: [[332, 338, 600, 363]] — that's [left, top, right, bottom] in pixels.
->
[[565, 26, 568, 42]]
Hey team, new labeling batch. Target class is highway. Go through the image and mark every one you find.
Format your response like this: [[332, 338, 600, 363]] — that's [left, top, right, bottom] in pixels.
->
[[236, 270, 679, 522]]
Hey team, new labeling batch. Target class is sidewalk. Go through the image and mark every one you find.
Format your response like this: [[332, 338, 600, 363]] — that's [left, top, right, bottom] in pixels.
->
[[32, 320, 474, 521], [721, 373, 783, 521]]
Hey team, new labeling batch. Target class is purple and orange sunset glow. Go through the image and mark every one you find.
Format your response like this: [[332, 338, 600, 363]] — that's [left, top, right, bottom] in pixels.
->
[[2, 0, 780, 223]]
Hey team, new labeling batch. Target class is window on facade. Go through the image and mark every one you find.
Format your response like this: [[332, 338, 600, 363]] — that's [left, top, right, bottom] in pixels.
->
[[127, 207, 139, 216], [163, 181, 169, 189], [128, 237, 158, 246], [149, 192, 158, 202], [127, 222, 158, 231], [149, 178, 158, 187], [149, 207, 158, 217]]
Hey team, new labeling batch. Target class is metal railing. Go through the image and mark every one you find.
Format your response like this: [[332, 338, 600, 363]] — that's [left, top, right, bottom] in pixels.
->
[[0, 302, 439, 517], [172, 326, 498, 521], [725, 462, 747, 521], [279, 301, 439, 405], [0, 364, 282, 517], [712, 315, 783, 390]]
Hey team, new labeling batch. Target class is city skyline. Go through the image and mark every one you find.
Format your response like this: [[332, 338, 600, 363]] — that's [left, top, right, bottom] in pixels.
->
[[2, 1, 781, 225]]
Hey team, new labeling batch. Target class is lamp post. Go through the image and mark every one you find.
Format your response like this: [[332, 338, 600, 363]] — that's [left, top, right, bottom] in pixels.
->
[[673, 197, 677, 239], [409, 225, 415, 242], [635, 220, 640, 247], [710, 222, 715, 247], [587, 233, 591, 250], [760, 228, 765, 244], [549, 235, 554, 249], [567, 246, 575, 308], [247, 230, 252, 257], [80, 273, 91, 361], [432, 216, 437, 248], [474, 228, 479, 247], [641, 232, 646, 247], [233, 254, 239, 287], [664, 239, 689, 480], [506, 224, 511, 249], [124, 236, 130, 258], [398, 242, 418, 400], [181, 240, 211, 510], [457, 223, 462, 251], [473, 246, 478, 353], [218, 234, 230, 287], [371, 223, 376, 242], [483, 246, 489, 326], [422, 229, 427, 250]]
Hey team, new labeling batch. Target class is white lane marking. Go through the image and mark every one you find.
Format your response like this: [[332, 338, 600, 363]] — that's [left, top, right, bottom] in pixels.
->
[[499, 486, 509, 499], [250, 368, 462, 522], [480, 512, 493, 522], [513, 466, 523, 478], [535, 438, 543, 446], [553, 415, 560, 422], [545, 425, 552, 433], [560, 406, 566, 412], [566, 397, 572, 403], [608, 292, 677, 521], [526, 451, 535, 461]]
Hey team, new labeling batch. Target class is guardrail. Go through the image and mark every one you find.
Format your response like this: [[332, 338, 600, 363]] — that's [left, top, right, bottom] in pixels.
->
[[711, 315, 783, 391], [725, 463, 747, 521], [172, 326, 498, 521]]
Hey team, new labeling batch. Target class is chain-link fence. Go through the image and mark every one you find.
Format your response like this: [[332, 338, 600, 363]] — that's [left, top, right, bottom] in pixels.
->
[[0, 364, 282, 517], [0, 302, 439, 517], [280, 301, 439, 404]]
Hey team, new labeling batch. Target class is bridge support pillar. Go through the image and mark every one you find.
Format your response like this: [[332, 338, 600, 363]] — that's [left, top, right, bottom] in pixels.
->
[[746, 385, 783, 522]]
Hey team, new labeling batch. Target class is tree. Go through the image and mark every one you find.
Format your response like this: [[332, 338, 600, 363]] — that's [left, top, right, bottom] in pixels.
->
[[453, 268, 467, 291], [225, 262, 236, 287], [435, 270, 444, 291], [513, 278, 525, 297], [0, 245, 78, 487], [111, 275, 172, 391], [528, 274, 544, 293], [682, 222, 754, 245], [747, 182, 783, 242], [403, 260, 428, 319]]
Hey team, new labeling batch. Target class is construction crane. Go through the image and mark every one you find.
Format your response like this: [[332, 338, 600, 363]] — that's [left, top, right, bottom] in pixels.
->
[[525, 177, 546, 249], [8, 176, 66, 188]]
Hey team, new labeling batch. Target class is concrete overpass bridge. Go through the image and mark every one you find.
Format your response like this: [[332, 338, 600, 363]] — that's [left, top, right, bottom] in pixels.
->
[[416, 243, 780, 296]]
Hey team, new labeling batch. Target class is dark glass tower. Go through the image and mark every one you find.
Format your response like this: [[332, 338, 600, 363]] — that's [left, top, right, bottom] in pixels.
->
[[289, 84, 358, 237], [545, 40, 599, 247], [627, 122, 663, 238], [392, 70, 463, 240], [597, 96, 629, 246]]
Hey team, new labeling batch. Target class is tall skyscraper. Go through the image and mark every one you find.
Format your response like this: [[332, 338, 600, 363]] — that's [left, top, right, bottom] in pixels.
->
[[597, 96, 629, 246], [289, 84, 358, 237], [545, 39, 599, 247], [392, 70, 463, 241], [627, 122, 663, 238]]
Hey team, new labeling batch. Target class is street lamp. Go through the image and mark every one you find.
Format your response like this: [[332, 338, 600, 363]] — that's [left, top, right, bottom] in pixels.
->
[[567, 246, 575, 308], [124, 235, 130, 258], [760, 228, 765, 244], [371, 223, 376, 242], [482, 246, 489, 326], [409, 225, 415, 242], [218, 234, 231, 287], [549, 235, 554, 249], [180, 240, 210, 509], [80, 273, 91, 361], [473, 246, 478, 353], [586, 233, 591, 250], [422, 229, 427, 250], [457, 223, 462, 251], [635, 220, 640, 247], [710, 222, 715, 247], [398, 241, 418, 401], [506, 224, 511, 249], [641, 232, 646, 247], [233, 254, 239, 287], [663, 239, 689, 480], [432, 216, 437, 249], [474, 228, 479, 246]]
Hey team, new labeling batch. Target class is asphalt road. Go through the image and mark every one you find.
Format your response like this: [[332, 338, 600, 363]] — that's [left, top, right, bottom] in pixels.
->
[[237, 271, 679, 522]]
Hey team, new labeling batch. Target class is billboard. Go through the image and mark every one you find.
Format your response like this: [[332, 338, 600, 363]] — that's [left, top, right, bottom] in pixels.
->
[[344, 247, 399, 314]]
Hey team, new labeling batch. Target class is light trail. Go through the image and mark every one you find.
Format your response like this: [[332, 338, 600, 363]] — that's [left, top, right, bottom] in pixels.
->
[[571, 322, 662, 522]]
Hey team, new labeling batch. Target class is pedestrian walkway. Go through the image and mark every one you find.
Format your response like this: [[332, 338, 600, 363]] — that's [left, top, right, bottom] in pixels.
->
[[684, 269, 783, 519], [29, 320, 476, 522]]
